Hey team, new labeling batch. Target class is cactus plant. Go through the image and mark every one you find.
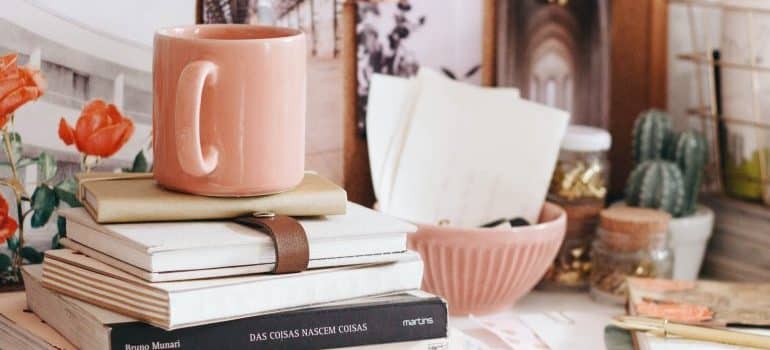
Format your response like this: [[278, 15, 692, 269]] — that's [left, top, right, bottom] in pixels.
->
[[625, 160, 686, 216], [671, 130, 708, 216], [632, 109, 673, 163], [625, 109, 708, 217]]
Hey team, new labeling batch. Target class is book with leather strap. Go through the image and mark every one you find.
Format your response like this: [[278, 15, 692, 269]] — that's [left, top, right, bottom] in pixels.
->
[[76, 172, 347, 224], [57, 203, 416, 281]]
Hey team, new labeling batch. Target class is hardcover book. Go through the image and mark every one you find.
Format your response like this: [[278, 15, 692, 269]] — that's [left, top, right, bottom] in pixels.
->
[[58, 203, 416, 281], [77, 172, 347, 223], [24, 265, 447, 350], [41, 249, 424, 330]]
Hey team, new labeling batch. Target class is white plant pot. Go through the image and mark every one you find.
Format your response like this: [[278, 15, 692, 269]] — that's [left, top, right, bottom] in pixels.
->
[[668, 205, 714, 280]]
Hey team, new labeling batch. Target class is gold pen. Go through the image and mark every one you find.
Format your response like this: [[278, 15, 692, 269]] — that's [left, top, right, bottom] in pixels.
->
[[612, 316, 770, 349]]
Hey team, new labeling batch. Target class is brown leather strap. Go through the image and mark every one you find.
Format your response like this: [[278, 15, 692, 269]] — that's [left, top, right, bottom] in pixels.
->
[[234, 214, 309, 273]]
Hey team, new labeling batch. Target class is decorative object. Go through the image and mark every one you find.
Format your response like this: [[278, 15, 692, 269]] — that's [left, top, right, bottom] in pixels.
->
[[0, 52, 49, 288], [58, 100, 134, 163], [589, 207, 673, 305], [0, 52, 140, 288], [153, 25, 306, 197], [626, 160, 686, 216], [407, 202, 566, 315], [540, 125, 611, 290], [624, 109, 713, 280]]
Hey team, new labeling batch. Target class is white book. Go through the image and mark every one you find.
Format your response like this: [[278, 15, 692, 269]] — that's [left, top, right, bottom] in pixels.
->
[[41, 249, 424, 330], [57, 202, 416, 280]]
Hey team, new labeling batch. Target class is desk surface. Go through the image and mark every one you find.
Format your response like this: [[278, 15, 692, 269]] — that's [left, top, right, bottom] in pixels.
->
[[451, 290, 624, 349]]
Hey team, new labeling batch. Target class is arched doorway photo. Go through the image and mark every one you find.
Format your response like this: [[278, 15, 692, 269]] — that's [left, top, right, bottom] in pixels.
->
[[498, 0, 610, 128]]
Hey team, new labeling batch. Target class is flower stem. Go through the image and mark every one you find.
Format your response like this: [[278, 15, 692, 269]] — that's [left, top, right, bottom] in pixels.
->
[[1, 116, 24, 282], [2, 126, 19, 183], [11, 206, 25, 276], [80, 154, 100, 173]]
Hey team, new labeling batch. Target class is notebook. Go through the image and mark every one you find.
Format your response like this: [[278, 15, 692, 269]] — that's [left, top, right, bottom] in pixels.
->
[[58, 203, 415, 280], [41, 249, 424, 330], [77, 172, 347, 223]]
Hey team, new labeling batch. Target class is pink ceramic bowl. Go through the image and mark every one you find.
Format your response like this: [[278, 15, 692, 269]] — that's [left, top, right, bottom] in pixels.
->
[[407, 202, 566, 315]]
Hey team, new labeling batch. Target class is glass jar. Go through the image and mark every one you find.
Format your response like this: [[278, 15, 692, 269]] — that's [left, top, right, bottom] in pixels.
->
[[589, 207, 673, 305], [540, 126, 610, 290]]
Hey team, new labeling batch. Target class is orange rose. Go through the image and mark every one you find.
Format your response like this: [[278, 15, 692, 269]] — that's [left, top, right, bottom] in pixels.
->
[[0, 195, 18, 244], [58, 99, 134, 157], [0, 53, 46, 127]]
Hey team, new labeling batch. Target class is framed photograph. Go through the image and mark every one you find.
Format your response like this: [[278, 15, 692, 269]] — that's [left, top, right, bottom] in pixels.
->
[[496, 0, 610, 128], [354, 0, 485, 135]]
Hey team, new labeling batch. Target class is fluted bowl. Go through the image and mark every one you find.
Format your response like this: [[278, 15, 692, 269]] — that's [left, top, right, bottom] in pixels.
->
[[407, 202, 566, 315]]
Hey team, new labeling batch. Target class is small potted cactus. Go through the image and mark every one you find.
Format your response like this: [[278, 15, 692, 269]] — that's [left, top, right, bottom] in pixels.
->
[[623, 109, 714, 280]]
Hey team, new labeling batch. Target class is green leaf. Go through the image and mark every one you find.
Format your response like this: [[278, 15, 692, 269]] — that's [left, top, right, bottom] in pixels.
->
[[0, 253, 10, 271], [57, 177, 78, 193], [54, 178, 80, 207], [31, 185, 58, 228], [51, 233, 61, 249], [20, 246, 43, 263], [3, 132, 22, 164], [16, 157, 35, 169], [36, 152, 57, 182], [129, 151, 150, 173], [57, 216, 67, 236], [6, 236, 18, 251]]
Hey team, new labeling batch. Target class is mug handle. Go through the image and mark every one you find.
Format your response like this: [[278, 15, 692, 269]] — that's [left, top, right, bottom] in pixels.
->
[[175, 60, 219, 177]]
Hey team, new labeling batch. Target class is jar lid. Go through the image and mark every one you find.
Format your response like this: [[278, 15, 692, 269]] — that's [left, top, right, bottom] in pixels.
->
[[599, 207, 670, 235], [561, 125, 612, 152]]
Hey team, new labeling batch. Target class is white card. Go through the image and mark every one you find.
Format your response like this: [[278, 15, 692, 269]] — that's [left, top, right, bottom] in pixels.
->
[[366, 74, 419, 206], [382, 68, 567, 227], [368, 71, 520, 213]]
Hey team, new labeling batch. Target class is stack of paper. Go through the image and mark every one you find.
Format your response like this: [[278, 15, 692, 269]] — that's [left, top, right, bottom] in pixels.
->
[[367, 68, 569, 227]]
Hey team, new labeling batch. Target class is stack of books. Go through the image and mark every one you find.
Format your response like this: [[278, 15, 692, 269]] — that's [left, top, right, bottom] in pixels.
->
[[8, 172, 448, 350]]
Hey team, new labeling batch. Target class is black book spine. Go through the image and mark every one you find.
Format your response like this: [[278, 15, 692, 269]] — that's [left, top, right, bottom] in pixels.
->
[[111, 298, 447, 350]]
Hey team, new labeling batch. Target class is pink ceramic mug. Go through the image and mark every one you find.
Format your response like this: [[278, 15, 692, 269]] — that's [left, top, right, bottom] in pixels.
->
[[153, 25, 306, 196]]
